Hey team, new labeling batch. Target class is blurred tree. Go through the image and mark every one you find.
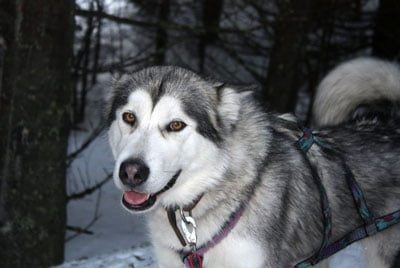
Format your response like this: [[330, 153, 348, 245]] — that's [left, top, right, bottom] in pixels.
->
[[198, 0, 223, 72], [154, 0, 170, 64], [0, 0, 73, 266], [262, 0, 316, 113], [372, 0, 400, 59], [303, 0, 366, 122]]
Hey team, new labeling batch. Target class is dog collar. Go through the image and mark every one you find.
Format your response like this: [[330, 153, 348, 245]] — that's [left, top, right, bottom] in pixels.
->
[[181, 203, 245, 268], [166, 194, 204, 247], [166, 199, 246, 268]]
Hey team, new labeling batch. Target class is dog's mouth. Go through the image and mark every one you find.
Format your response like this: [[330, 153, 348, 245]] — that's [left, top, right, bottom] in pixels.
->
[[122, 170, 181, 211]]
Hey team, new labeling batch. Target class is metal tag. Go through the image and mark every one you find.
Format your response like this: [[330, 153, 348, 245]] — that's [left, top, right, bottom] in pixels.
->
[[179, 209, 197, 246]]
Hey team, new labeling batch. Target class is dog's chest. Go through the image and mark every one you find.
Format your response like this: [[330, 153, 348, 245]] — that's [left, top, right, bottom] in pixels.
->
[[203, 235, 265, 268], [149, 212, 265, 268]]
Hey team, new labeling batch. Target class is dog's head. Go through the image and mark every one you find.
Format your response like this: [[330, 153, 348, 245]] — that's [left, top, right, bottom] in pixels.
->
[[106, 66, 248, 213]]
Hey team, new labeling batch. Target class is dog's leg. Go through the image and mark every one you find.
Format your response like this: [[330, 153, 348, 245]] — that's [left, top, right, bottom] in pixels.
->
[[360, 228, 400, 268], [367, 224, 400, 268], [361, 239, 388, 268]]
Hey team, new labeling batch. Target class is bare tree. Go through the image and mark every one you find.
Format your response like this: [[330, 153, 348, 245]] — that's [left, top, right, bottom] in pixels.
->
[[198, 0, 223, 72], [262, 0, 317, 113], [154, 0, 170, 64]]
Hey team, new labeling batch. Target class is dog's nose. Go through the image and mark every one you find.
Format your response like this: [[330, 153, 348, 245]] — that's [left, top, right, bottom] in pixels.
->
[[119, 159, 149, 187]]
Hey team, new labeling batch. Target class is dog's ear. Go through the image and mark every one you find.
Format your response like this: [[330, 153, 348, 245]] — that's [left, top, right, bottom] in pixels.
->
[[215, 83, 253, 132]]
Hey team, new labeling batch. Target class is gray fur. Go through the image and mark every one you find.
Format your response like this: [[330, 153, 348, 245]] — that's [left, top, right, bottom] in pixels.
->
[[107, 60, 400, 267]]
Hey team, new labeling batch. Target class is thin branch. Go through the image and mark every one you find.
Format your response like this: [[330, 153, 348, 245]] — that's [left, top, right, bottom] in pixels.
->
[[65, 188, 103, 242], [66, 173, 111, 202], [67, 123, 105, 166], [75, 8, 262, 34], [91, 0, 103, 85], [66, 225, 94, 235], [216, 39, 265, 82], [75, 8, 156, 28]]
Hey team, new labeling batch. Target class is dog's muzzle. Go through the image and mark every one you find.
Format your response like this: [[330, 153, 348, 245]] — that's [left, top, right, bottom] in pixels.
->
[[121, 170, 181, 212]]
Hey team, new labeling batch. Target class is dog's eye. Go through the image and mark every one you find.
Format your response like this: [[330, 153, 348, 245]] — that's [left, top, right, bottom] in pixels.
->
[[122, 112, 136, 126], [167, 121, 186, 132]]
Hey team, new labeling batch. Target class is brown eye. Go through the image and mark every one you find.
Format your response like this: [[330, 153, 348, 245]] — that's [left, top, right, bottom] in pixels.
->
[[122, 112, 136, 126], [168, 121, 186, 132]]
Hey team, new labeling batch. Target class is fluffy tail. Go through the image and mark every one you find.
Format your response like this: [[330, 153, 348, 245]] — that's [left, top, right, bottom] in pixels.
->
[[312, 57, 400, 127]]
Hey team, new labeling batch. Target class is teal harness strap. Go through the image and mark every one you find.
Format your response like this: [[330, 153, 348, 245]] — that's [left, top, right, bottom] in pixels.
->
[[295, 209, 400, 268], [294, 128, 400, 267], [296, 128, 332, 262], [296, 128, 325, 153]]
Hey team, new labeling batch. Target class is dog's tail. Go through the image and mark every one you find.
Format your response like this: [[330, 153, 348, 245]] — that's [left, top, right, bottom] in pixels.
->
[[312, 57, 400, 127]]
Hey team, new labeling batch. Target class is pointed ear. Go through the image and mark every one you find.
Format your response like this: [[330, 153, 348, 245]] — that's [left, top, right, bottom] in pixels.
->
[[216, 84, 254, 132]]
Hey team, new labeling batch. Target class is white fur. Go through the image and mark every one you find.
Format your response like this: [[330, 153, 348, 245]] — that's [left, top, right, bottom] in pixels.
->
[[149, 212, 266, 268], [313, 57, 400, 126], [203, 236, 265, 268]]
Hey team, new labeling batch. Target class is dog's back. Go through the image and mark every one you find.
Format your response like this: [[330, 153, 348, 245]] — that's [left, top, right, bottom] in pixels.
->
[[311, 58, 400, 267]]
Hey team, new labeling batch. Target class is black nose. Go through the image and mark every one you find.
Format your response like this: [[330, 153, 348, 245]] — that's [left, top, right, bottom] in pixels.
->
[[119, 158, 150, 188]]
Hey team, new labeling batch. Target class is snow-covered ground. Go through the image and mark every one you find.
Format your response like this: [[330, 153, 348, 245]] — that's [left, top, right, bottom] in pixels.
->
[[59, 246, 156, 268]]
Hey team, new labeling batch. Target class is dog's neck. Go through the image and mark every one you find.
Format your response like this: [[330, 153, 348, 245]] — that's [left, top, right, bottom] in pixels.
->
[[165, 194, 203, 247]]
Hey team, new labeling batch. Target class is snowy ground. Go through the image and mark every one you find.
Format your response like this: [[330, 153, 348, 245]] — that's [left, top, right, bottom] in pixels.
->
[[59, 245, 156, 268]]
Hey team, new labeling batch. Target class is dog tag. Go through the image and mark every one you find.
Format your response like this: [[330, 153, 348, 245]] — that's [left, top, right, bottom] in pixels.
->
[[180, 215, 197, 246], [179, 209, 197, 246]]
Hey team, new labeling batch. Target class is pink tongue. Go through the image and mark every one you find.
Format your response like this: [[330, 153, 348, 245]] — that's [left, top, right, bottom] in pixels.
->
[[123, 191, 150, 205]]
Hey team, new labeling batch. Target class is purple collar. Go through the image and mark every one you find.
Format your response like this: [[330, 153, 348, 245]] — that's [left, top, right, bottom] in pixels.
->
[[178, 203, 246, 267]]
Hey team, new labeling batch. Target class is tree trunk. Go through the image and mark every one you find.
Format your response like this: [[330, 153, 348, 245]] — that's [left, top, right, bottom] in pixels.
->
[[154, 0, 170, 65], [372, 0, 400, 59], [198, 0, 223, 72], [0, 0, 73, 266], [262, 0, 315, 113]]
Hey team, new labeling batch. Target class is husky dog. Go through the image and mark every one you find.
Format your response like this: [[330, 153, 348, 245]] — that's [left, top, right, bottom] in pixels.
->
[[106, 57, 400, 268]]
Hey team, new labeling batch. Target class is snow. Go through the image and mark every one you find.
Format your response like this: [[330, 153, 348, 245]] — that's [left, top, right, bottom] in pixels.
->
[[329, 244, 366, 268], [58, 244, 156, 268]]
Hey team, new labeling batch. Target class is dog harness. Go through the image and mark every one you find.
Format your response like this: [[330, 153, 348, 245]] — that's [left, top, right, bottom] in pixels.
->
[[295, 128, 400, 267], [166, 128, 400, 268]]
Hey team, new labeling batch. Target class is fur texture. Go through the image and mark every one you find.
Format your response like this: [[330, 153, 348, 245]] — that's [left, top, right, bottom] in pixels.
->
[[313, 57, 400, 127]]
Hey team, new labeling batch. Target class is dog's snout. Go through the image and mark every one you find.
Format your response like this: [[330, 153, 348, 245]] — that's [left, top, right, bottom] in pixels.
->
[[119, 159, 149, 187]]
